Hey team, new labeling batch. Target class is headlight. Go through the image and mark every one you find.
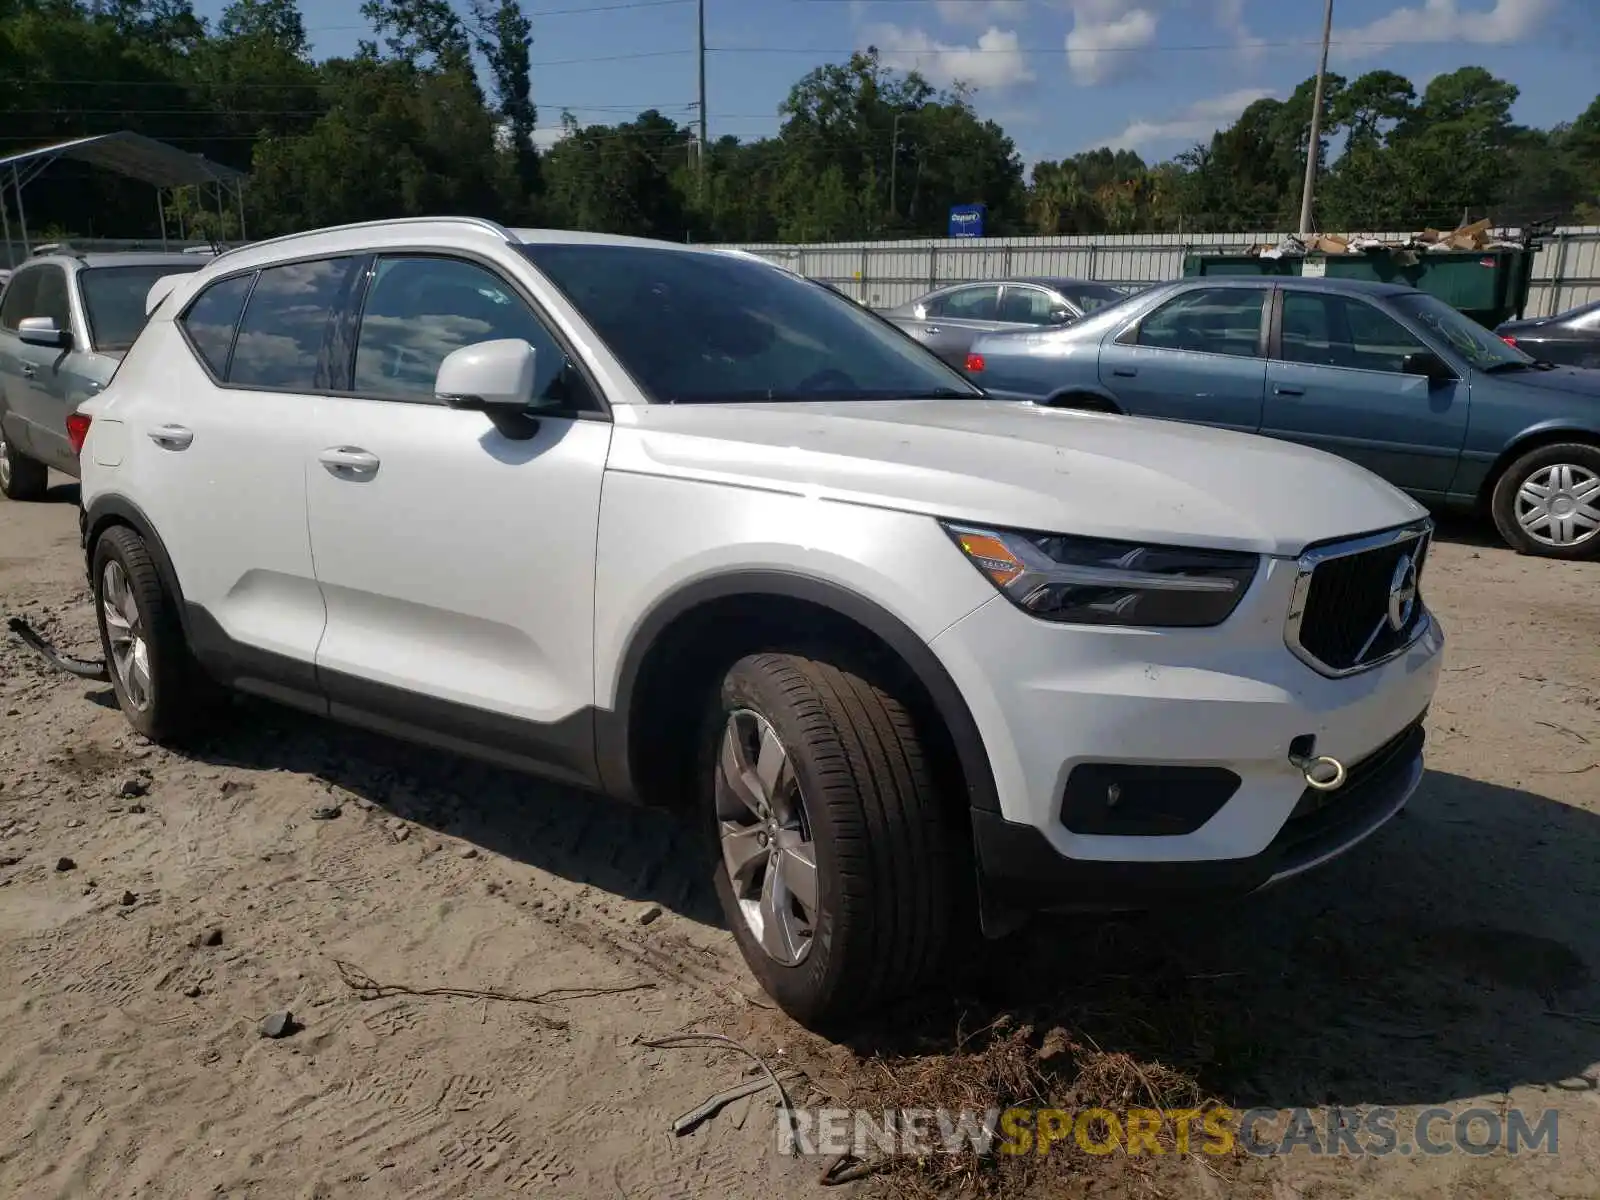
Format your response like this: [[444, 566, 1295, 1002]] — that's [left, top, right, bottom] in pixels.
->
[[942, 522, 1259, 628]]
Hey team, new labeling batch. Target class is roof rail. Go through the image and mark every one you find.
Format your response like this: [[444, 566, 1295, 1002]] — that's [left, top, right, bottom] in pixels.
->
[[30, 242, 87, 260], [208, 216, 518, 265]]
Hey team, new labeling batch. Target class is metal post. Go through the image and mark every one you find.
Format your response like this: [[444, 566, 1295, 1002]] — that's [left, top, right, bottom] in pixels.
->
[[696, 0, 708, 202], [214, 181, 225, 236], [1297, 0, 1334, 238], [888, 112, 903, 222], [12, 164, 29, 255], [235, 181, 247, 243], [157, 189, 168, 250]]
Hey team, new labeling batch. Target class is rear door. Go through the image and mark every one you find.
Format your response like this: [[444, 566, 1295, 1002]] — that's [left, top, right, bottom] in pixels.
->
[[1262, 287, 1468, 498], [1, 263, 82, 471], [913, 284, 1003, 367], [1096, 284, 1269, 432], [303, 252, 612, 784], [131, 258, 356, 690]]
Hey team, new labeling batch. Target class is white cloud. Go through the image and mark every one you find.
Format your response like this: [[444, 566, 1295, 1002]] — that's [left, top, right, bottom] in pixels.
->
[[866, 24, 1035, 91], [1102, 87, 1275, 151], [1064, 1, 1158, 86], [532, 126, 570, 151], [1332, 0, 1553, 60], [933, 0, 1029, 25], [1213, 0, 1266, 62]]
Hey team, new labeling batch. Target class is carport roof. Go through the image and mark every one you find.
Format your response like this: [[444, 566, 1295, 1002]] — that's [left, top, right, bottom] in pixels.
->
[[0, 132, 244, 189]]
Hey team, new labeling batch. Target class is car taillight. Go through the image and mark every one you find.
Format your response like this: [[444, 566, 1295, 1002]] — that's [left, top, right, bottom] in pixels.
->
[[965, 352, 985, 373], [1499, 335, 1517, 346], [66, 412, 92, 456]]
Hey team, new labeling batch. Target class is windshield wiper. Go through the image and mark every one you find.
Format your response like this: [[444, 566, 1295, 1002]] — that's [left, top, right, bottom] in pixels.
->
[[1482, 360, 1536, 373]]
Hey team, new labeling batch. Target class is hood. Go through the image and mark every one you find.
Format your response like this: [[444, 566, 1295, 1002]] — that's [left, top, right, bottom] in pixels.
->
[[612, 399, 1426, 558], [1482, 364, 1600, 397]]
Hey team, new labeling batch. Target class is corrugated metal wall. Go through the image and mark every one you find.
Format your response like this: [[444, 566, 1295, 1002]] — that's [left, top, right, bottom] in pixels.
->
[[719, 227, 1600, 318]]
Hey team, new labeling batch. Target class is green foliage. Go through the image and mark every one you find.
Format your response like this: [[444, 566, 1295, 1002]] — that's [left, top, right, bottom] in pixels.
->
[[0, 2, 1596, 243]]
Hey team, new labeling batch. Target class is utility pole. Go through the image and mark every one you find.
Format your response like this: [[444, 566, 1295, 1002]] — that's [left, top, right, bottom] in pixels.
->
[[1297, 0, 1334, 238], [888, 112, 904, 222], [697, 0, 708, 201]]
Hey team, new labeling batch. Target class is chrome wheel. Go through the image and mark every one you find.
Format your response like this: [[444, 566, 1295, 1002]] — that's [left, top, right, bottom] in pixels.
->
[[0, 434, 11, 491], [101, 560, 152, 711], [1515, 463, 1600, 549], [715, 708, 818, 966]]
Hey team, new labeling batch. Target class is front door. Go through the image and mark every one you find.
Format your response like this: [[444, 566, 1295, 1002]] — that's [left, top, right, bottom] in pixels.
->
[[304, 253, 612, 787], [1263, 288, 1468, 499], [1, 262, 79, 470]]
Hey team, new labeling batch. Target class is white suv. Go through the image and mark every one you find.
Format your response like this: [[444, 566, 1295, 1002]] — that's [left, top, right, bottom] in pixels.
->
[[72, 218, 1444, 1027]]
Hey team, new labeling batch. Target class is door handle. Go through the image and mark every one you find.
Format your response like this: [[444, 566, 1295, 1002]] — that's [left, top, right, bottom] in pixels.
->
[[1274, 385, 1305, 396], [319, 446, 380, 477], [20, 365, 35, 379], [147, 424, 194, 450], [1112, 367, 1138, 377], [924, 325, 942, 335]]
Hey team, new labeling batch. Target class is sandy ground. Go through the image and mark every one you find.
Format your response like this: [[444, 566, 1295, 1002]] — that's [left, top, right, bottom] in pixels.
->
[[2, 477, 1598, 1200]]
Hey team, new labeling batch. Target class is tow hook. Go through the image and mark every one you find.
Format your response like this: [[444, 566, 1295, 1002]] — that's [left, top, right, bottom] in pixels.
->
[[1290, 749, 1347, 792]]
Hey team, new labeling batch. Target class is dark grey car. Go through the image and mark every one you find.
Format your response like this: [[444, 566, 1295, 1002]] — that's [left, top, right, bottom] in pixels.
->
[[883, 276, 1130, 369], [0, 250, 208, 499], [1496, 298, 1600, 369]]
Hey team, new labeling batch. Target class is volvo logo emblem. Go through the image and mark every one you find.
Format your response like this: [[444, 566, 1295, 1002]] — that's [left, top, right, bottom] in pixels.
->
[[1387, 554, 1419, 632]]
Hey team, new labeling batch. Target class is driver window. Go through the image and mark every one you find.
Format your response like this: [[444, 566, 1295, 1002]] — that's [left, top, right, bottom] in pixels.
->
[[30, 266, 71, 332], [352, 256, 569, 404], [935, 285, 1000, 321], [997, 286, 1066, 325]]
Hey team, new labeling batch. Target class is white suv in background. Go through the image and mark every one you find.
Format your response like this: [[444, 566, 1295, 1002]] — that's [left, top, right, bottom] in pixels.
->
[[71, 218, 1444, 1027]]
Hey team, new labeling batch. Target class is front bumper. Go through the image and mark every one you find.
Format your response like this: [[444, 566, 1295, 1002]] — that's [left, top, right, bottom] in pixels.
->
[[929, 550, 1444, 908], [972, 716, 1425, 911]]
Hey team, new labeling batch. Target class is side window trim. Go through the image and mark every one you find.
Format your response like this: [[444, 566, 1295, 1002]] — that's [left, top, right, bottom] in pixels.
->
[[334, 249, 610, 418]]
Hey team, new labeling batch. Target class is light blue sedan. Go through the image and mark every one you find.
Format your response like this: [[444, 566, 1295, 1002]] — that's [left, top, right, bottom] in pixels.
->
[[965, 276, 1600, 560]]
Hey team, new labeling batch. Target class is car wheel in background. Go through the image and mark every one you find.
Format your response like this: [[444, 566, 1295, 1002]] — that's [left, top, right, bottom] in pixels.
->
[[704, 652, 961, 1028], [0, 432, 49, 501], [1490, 442, 1600, 561], [91, 524, 221, 742]]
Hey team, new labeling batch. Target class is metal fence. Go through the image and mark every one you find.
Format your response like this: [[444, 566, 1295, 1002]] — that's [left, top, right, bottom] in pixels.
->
[[10, 227, 1599, 320], [718, 227, 1600, 318]]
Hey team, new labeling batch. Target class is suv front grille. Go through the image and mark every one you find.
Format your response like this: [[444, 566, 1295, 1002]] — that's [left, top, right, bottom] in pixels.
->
[[1286, 522, 1431, 676]]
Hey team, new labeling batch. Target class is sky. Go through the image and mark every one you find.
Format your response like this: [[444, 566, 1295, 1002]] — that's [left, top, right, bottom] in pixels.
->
[[189, 0, 1600, 171]]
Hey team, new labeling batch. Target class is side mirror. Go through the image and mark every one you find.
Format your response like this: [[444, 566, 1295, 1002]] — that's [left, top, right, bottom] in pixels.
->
[[1047, 309, 1073, 325], [18, 316, 67, 348], [1401, 350, 1452, 381], [435, 338, 537, 411]]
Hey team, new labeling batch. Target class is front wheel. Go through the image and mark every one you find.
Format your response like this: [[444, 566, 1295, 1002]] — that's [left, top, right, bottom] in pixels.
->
[[705, 652, 962, 1029], [1490, 442, 1600, 560]]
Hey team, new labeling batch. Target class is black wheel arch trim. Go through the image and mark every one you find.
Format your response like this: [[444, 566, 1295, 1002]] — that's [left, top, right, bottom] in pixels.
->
[[83, 494, 191, 632], [596, 570, 1001, 814]]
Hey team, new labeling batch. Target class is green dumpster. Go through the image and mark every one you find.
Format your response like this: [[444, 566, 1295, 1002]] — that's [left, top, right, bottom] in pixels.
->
[[1182, 246, 1538, 329]]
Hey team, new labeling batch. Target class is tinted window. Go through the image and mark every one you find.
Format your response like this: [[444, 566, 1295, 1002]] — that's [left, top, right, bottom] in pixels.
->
[[520, 244, 981, 404], [81, 264, 204, 351], [1056, 282, 1127, 313], [179, 272, 255, 378], [352, 256, 567, 402], [1137, 287, 1264, 358], [934, 285, 1000, 320], [0, 267, 41, 329], [998, 286, 1070, 325], [32, 266, 72, 330], [228, 257, 360, 389], [1281, 292, 1432, 373]]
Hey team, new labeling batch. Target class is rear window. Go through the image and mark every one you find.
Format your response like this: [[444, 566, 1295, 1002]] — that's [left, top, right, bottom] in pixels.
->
[[81, 263, 203, 351], [179, 272, 255, 378]]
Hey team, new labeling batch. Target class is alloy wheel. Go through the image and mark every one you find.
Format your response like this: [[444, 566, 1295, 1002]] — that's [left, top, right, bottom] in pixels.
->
[[1515, 462, 1600, 548], [0, 435, 11, 491], [715, 708, 819, 966], [101, 560, 152, 711]]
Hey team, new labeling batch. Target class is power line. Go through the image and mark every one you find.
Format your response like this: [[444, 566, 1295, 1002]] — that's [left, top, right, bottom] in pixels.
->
[[300, 0, 693, 27]]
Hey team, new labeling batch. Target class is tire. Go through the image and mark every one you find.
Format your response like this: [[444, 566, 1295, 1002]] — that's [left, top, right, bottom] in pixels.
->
[[0, 430, 49, 501], [704, 652, 962, 1028], [1489, 441, 1600, 560], [91, 524, 219, 742]]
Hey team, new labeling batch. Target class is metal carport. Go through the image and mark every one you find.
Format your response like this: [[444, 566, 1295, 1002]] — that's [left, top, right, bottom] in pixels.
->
[[0, 131, 247, 264]]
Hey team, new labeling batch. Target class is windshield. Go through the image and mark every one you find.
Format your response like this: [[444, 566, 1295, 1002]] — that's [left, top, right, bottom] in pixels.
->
[[81, 263, 204, 351], [1389, 291, 1532, 370], [1058, 282, 1129, 314], [519, 244, 984, 403]]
